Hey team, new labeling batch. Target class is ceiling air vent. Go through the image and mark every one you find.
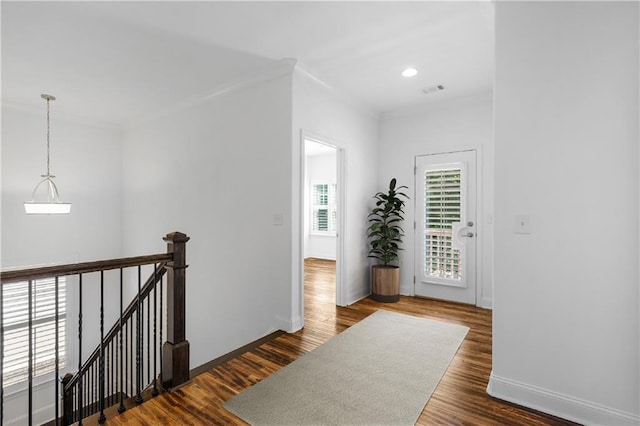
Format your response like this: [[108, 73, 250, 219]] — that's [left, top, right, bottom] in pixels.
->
[[422, 85, 444, 95]]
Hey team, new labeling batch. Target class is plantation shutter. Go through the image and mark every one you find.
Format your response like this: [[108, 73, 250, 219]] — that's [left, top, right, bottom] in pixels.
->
[[311, 183, 337, 233], [424, 169, 462, 280], [2, 277, 66, 387], [312, 184, 329, 231]]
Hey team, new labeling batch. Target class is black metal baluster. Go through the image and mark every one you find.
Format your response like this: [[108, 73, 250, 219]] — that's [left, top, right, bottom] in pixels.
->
[[109, 339, 117, 406], [111, 340, 115, 405], [94, 362, 97, 414], [159, 272, 163, 387], [141, 271, 145, 391], [112, 342, 115, 405], [112, 341, 115, 405], [1, 279, 4, 424], [130, 318, 134, 397], [112, 343, 115, 405], [90, 363, 93, 414], [85, 367, 88, 419], [152, 264, 158, 396], [119, 269, 125, 413], [86, 365, 89, 417], [98, 271, 106, 423], [136, 266, 142, 404], [106, 342, 110, 407], [147, 284, 150, 387], [78, 274, 84, 424], [91, 364, 93, 414], [28, 279, 33, 426], [129, 319, 133, 397], [125, 319, 129, 397], [107, 341, 111, 406], [55, 277, 59, 425]]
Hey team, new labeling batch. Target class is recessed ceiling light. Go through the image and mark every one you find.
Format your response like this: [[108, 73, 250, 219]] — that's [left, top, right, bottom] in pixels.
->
[[401, 67, 418, 78]]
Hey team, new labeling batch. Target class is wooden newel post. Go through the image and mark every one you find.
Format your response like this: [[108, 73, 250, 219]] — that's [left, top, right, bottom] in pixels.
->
[[162, 231, 190, 389], [61, 373, 73, 425]]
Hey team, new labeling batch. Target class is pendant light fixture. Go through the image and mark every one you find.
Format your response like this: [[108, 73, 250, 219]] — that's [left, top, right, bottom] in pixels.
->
[[24, 94, 71, 214]]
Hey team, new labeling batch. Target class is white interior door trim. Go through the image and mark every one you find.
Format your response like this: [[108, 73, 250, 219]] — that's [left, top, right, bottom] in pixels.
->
[[299, 130, 346, 314]]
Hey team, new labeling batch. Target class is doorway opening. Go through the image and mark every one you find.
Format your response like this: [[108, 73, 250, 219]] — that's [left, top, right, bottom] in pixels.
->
[[302, 136, 343, 313]]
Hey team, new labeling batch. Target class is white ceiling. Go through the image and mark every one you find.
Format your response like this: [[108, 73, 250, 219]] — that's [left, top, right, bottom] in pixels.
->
[[1, 1, 494, 126]]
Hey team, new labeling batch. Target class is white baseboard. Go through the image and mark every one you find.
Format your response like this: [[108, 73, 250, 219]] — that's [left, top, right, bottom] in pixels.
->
[[275, 314, 302, 333], [487, 372, 640, 426]]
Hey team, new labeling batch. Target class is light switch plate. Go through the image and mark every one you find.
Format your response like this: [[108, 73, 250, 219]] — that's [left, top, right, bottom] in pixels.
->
[[515, 215, 530, 234]]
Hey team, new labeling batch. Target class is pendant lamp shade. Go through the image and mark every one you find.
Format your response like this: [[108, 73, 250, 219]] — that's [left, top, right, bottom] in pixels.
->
[[24, 94, 71, 215]]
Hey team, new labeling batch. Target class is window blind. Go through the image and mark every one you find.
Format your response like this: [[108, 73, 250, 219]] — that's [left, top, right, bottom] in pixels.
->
[[312, 183, 337, 233], [2, 277, 66, 387], [424, 169, 462, 280]]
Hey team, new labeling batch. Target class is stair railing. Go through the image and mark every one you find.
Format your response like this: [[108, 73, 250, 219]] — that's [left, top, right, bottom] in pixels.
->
[[0, 231, 190, 425]]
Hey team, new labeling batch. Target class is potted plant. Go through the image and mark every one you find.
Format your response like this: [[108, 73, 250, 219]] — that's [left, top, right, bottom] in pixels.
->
[[367, 178, 409, 302]]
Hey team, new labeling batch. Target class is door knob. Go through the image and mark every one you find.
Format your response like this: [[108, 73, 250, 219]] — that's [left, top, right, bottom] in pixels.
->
[[461, 232, 474, 238]]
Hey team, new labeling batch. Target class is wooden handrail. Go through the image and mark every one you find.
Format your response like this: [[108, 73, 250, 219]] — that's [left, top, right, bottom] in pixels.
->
[[0, 253, 173, 284]]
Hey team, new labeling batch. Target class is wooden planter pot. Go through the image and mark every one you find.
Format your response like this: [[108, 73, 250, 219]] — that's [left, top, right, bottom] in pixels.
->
[[371, 265, 400, 303]]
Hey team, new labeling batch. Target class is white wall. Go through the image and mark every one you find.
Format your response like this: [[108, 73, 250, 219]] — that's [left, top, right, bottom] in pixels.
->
[[1, 105, 124, 424], [292, 66, 379, 312], [121, 73, 294, 369], [378, 93, 494, 307], [489, 3, 639, 425], [304, 151, 337, 260]]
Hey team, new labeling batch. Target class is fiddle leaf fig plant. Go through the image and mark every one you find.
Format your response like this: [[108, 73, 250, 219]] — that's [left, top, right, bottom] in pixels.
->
[[367, 178, 409, 266]]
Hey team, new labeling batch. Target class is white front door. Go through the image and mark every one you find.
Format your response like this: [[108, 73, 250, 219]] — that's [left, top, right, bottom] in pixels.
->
[[414, 150, 477, 304]]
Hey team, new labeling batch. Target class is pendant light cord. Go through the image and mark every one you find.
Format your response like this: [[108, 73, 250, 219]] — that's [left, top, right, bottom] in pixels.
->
[[46, 96, 51, 176], [41, 94, 55, 176]]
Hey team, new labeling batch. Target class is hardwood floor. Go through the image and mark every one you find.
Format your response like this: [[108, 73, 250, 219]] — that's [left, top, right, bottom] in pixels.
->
[[102, 258, 577, 425]]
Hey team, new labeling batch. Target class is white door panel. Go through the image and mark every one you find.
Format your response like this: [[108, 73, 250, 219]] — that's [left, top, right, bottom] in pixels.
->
[[414, 151, 477, 304]]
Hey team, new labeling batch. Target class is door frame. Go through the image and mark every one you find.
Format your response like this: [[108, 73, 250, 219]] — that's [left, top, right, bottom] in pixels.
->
[[296, 130, 346, 327], [413, 147, 483, 306]]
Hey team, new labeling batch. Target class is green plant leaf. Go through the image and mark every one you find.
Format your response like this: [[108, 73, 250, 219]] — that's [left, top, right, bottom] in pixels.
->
[[366, 178, 410, 267]]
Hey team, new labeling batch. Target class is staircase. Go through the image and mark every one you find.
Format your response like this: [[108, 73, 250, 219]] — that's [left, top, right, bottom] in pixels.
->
[[0, 232, 190, 425]]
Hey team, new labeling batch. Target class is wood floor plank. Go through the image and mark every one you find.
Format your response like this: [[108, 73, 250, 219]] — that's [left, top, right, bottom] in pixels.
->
[[99, 257, 577, 426]]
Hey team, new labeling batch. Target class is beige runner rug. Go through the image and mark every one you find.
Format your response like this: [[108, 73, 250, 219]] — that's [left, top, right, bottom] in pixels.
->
[[223, 309, 469, 425]]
